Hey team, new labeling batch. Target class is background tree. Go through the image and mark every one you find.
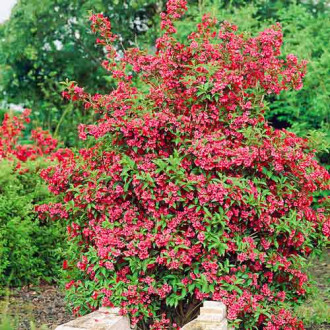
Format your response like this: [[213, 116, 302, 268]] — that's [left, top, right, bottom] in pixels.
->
[[0, 0, 165, 146]]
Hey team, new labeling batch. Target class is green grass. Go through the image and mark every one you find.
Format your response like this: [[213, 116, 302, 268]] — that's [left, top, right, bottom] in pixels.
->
[[296, 249, 330, 328], [0, 315, 48, 330]]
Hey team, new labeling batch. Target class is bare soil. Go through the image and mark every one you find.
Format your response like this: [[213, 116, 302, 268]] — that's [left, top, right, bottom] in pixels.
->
[[0, 284, 73, 329]]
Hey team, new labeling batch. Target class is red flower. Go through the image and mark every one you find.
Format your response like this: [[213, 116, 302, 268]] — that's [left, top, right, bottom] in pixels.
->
[[62, 260, 68, 270]]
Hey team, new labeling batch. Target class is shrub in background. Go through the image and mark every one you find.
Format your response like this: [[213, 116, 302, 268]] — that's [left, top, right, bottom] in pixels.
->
[[0, 111, 65, 287], [0, 160, 65, 287], [0, 109, 57, 162], [40, 1, 329, 329]]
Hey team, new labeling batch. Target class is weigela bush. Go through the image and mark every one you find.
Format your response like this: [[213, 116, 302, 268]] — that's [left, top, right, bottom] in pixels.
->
[[39, 1, 329, 328], [0, 109, 57, 163]]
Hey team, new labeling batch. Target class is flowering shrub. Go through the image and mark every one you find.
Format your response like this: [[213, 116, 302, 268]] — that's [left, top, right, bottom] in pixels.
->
[[0, 109, 57, 163], [40, 1, 329, 329]]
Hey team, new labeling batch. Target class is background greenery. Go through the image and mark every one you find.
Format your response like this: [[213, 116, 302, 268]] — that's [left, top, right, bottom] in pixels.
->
[[0, 159, 65, 289], [0, 0, 166, 146]]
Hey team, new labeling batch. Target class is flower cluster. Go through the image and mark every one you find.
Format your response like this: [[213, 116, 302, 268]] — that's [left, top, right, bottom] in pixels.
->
[[0, 109, 57, 163], [39, 2, 329, 329]]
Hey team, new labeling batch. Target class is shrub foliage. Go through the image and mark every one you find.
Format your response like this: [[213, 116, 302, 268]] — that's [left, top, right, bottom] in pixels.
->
[[0, 111, 64, 287], [40, 1, 329, 328]]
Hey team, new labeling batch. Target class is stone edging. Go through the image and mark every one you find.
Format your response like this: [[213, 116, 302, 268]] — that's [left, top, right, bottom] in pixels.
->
[[56, 301, 229, 329]]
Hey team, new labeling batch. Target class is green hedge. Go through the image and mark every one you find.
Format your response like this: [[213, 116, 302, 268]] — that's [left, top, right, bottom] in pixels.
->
[[0, 159, 66, 288]]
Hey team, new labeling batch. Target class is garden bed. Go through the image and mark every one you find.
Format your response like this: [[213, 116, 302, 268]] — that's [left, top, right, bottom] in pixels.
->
[[0, 284, 73, 329]]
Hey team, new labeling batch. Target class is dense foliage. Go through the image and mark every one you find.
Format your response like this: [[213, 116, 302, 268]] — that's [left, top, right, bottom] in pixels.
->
[[39, 1, 329, 329], [0, 111, 65, 287]]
